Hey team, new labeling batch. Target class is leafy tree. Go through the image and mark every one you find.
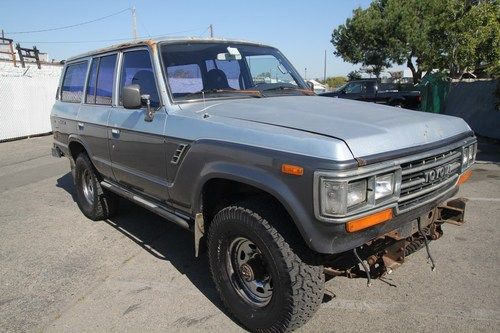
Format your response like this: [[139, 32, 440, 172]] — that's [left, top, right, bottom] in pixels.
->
[[323, 76, 347, 88], [426, 0, 500, 78], [331, 1, 391, 78], [347, 70, 362, 81], [332, 0, 500, 82], [387, 0, 500, 80]]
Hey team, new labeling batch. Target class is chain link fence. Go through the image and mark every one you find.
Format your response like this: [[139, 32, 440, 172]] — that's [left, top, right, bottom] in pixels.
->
[[0, 61, 62, 141]]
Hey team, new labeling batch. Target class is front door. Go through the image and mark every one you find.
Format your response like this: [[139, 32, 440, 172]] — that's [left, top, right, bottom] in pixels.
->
[[108, 48, 168, 201]]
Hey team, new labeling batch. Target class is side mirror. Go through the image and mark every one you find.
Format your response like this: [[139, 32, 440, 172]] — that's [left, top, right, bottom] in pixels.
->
[[307, 81, 314, 91], [123, 84, 154, 122], [123, 84, 142, 109]]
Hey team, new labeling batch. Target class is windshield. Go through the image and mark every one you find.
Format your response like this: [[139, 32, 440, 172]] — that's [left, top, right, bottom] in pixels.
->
[[160, 42, 309, 101]]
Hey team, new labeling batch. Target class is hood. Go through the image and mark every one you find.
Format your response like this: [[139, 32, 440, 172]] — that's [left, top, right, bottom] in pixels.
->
[[180, 96, 472, 158]]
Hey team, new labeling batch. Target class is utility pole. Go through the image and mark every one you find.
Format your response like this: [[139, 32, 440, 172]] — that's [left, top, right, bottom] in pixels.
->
[[304, 68, 307, 80], [209, 24, 213, 38], [131, 6, 138, 40], [323, 50, 327, 82]]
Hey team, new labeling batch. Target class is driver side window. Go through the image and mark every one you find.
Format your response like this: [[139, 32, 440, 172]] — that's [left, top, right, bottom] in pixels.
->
[[120, 50, 160, 108], [345, 82, 363, 94]]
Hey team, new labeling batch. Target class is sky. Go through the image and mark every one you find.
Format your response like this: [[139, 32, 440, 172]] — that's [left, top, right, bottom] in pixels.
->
[[0, 0, 374, 78]]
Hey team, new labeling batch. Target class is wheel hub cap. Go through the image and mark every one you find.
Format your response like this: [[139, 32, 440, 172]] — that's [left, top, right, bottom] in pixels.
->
[[81, 169, 95, 205], [227, 237, 273, 307], [240, 263, 254, 282]]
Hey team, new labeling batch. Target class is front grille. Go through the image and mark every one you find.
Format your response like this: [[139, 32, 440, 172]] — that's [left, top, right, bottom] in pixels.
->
[[398, 149, 462, 211]]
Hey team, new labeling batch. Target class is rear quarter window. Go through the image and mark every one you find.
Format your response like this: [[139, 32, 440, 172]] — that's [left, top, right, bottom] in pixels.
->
[[61, 62, 88, 103]]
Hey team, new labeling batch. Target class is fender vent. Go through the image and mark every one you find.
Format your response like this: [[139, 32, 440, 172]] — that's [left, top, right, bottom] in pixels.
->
[[171, 144, 187, 164]]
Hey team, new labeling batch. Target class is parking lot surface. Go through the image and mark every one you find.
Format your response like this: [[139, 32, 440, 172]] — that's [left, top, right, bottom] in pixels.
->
[[0, 135, 499, 332]]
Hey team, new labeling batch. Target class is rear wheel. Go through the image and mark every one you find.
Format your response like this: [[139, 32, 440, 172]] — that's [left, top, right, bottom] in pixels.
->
[[74, 153, 119, 220], [208, 201, 324, 332]]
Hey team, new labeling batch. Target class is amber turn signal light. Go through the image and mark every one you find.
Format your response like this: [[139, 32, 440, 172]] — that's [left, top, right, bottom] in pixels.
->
[[457, 169, 472, 185], [345, 208, 393, 233], [281, 164, 304, 176]]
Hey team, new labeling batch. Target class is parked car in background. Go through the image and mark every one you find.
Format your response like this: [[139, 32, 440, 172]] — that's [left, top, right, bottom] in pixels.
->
[[320, 79, 421, 109], [307, 79, 327, 94], [51, 37, 475, 333]]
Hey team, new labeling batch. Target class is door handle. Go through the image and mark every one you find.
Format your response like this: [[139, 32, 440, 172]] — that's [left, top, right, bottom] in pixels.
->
[[111, 128, 120, 135], [77, 122, 84, 130]]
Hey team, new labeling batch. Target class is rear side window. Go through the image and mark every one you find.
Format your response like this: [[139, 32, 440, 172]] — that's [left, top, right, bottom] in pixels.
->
[[120, 50, 160, 108], [95, 54, 117, 105], [166, 64, 203, 95], [61, 62, 87, 103], [84, 54, 117, 105]]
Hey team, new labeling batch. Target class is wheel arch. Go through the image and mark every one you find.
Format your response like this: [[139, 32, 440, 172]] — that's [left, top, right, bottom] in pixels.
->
[[389, 97, 405, 106], [194, 164, 311, 245], [68, 135, 92, 161]]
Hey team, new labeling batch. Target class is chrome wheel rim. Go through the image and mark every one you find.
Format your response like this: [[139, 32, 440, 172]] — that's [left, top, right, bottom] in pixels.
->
[[81, 169, 94, 205], [227, 237, 273, 307]]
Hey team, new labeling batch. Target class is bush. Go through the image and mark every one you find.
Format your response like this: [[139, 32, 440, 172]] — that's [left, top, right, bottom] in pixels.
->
[[324, 76, 347, 88]]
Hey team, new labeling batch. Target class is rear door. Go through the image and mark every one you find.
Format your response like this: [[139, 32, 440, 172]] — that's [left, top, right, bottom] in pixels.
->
[[76, 53, 118, 179], [107, 48, 168, 201]]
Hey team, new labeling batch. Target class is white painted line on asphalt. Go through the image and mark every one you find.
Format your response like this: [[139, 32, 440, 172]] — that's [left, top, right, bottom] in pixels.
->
[[468, 197, 500, 202]]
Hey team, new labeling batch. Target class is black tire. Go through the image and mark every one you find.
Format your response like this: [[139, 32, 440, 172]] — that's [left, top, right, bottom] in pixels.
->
[[74, 153, 119, 221], [207, 200, 324, 332]]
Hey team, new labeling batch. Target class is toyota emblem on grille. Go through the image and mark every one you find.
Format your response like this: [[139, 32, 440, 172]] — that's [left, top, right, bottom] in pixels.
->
[[424, 164, 452, 183]]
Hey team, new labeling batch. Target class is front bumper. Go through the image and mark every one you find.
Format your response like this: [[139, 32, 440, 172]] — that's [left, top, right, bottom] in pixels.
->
[[323, 196, 467, 278], [311, 185, 461, 254]]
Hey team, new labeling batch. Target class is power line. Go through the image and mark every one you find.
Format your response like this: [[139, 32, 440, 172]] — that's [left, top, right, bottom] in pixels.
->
[[5, 8, 131, 34], [16, 28, 209, 44]]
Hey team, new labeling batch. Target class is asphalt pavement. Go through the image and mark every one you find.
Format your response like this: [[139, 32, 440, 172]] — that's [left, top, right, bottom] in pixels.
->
[[0, 135, 499, 332]]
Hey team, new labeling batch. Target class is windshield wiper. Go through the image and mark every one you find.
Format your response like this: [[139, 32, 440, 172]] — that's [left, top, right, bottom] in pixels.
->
[[182, 89, 262, 99]]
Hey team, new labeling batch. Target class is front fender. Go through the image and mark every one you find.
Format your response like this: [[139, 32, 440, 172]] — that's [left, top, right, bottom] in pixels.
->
[[193, 161, 308, 235], [168, 139, 357, 253]]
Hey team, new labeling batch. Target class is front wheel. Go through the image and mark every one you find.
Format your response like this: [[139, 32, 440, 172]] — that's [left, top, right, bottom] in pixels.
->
[[208, 202, 324, 332]]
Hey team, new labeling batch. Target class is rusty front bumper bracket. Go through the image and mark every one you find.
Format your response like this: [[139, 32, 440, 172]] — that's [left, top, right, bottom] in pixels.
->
[[324, 197, 468, 284], [436, 198, 467, 226]]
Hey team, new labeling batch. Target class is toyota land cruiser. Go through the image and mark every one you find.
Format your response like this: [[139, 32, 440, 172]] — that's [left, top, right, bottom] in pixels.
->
[[51, 37, 475, 332]]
